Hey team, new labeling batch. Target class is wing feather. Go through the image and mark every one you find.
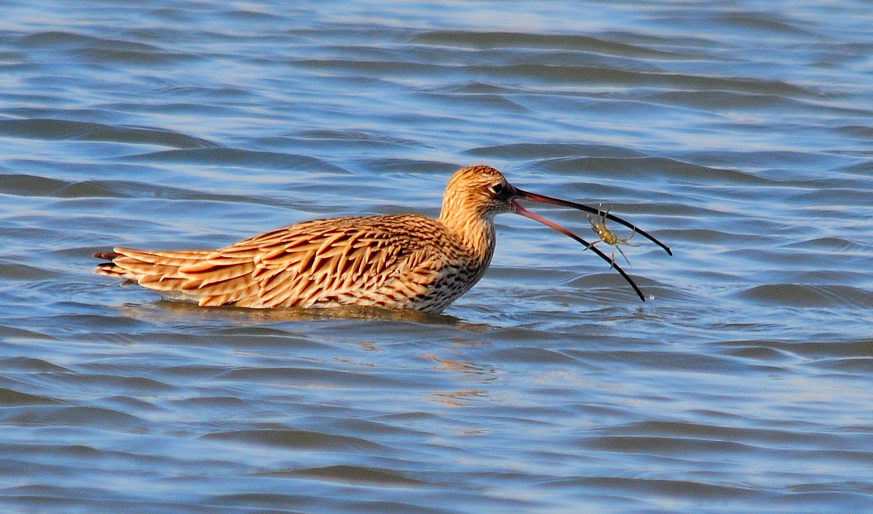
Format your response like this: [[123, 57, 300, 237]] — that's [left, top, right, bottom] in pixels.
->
[[95, 214, 468, 310]]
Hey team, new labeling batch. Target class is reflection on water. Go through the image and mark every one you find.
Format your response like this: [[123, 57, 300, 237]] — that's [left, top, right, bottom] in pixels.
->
[[151, 299, 470, 326], [2, 0, 873, 512]]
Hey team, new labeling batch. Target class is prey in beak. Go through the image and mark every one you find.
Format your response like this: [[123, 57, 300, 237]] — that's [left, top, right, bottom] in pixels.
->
[[508, 186, 671, 301]]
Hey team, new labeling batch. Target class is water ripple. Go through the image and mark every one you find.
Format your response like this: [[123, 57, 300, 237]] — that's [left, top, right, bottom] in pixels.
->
[[2, 1, 873, 512]]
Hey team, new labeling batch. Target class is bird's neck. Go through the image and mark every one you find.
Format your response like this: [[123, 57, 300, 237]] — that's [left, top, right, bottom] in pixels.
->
[[438, 209, 497, 265]]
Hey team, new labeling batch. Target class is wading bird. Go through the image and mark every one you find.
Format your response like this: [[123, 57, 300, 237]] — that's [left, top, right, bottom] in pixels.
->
[[95, 165, 671, 313]]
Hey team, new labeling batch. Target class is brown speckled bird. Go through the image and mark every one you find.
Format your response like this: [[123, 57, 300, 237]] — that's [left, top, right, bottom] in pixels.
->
[[95, 165, 671, 312]]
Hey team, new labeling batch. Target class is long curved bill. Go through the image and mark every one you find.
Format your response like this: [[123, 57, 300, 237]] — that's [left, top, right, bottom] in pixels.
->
[[511, 188, 672, 302], [515, 188, 672, 256]]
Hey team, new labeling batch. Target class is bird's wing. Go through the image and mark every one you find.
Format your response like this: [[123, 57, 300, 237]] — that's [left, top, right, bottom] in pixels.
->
[[157, 216, 444, 308]]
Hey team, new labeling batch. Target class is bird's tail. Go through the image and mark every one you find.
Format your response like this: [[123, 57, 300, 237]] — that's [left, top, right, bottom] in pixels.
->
[[93, 248, 213, 292]]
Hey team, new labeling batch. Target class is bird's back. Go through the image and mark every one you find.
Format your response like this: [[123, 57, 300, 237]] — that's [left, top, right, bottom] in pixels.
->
[[96, 214, 491, 313]]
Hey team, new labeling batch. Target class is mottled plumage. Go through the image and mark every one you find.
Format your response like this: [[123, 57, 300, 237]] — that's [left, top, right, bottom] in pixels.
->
[[95, 165, 671, 312]]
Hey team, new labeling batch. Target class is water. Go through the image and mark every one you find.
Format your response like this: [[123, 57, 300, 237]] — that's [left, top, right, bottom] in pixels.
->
[[2, 1, 873, 512]]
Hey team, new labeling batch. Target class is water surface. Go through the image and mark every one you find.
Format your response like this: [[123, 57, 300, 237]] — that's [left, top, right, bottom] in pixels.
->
[[2, 1, 873, 512]]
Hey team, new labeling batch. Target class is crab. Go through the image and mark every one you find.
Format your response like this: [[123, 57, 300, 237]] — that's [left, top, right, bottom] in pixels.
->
[[585, 207, 640, 268]]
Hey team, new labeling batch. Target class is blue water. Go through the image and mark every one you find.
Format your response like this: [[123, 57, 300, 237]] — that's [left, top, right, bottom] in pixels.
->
[[2, 1, 873, 512]]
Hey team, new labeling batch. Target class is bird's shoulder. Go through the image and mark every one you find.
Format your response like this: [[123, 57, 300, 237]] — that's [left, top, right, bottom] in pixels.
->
[[204, 214, 464, 269]]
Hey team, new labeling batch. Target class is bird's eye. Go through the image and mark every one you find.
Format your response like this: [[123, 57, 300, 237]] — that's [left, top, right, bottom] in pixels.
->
[[490, 183, 505, 195]]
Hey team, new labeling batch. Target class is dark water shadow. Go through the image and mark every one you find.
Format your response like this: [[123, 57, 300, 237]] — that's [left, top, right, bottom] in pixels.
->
[[136, 298, 487, 331]]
